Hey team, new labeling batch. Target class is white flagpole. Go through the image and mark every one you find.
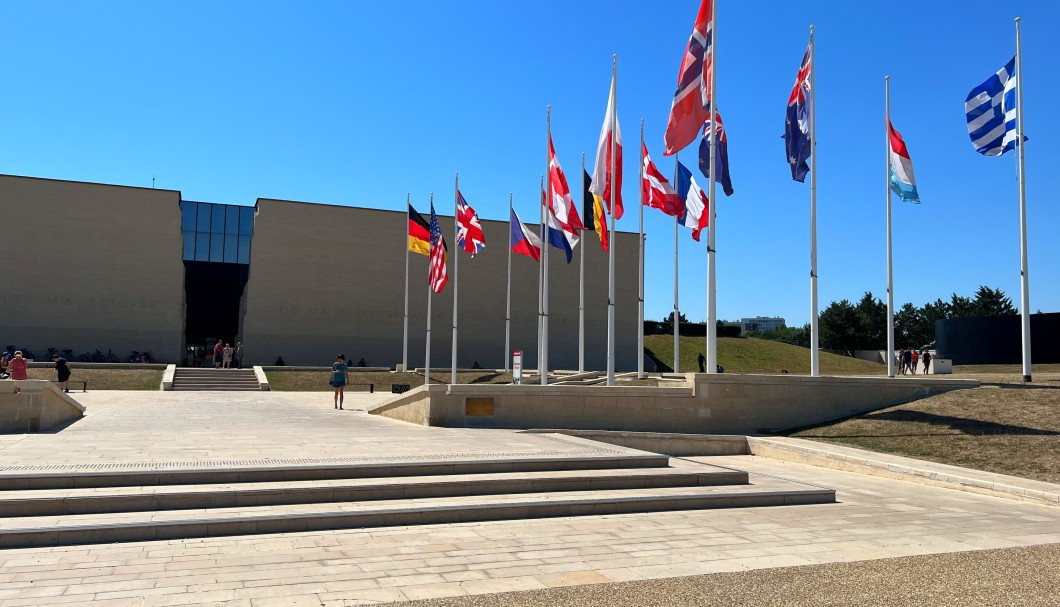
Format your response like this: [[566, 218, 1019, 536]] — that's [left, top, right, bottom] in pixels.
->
[[885, 76, 895, 379], [638, 118, 646, 379], [1015, 17, 1032, 383], [505, 193, 513, 374], [673, 152, 680, 373], [451, 172, 459, 385], [706, 0, 718, 374], [809, 24, 820, 377], [403, 193, 410, 373], [425, 192, 434, 386], [579, 152, 586, 373], [542, 106, 552, 385], [606, 55, 618, 387], [538, 175, 545, 383]]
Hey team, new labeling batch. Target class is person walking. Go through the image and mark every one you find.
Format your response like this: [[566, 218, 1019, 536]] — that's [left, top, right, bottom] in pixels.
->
[[331, 354, 349, 410], [922, 350, 932, 375], [235, 342, 245, 369], [51, 354, 72, 392], [213, 341, 223, 368], [222, 343, 233, 369], [8, 351, 28, 392], [911, 349, 919, 374], [697, 353, 706, 373]]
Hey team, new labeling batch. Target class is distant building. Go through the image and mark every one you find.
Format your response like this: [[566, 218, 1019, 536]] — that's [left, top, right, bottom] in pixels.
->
[[741, 317, 786, 334]]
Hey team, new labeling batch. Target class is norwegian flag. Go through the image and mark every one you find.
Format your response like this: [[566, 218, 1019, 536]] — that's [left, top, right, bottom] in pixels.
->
[[641, 143, 683, 217], [547, 135, 584, 245], [664, 0, 714, 156], [455, 190, 486, 256], [428, 203, 448, 293]]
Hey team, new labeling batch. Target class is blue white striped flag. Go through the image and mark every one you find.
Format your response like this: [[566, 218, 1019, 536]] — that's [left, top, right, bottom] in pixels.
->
[[965, 57, 1024, 156]]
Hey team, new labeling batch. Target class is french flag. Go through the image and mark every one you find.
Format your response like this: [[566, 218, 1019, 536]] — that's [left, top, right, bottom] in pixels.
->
[[676, 161, 710, 242], [509, 207, 542, 262], [888, 121, 920, 203]]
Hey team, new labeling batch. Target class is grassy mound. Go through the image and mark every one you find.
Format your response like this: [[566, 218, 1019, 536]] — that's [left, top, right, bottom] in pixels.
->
[[644, 335, 885, 376]]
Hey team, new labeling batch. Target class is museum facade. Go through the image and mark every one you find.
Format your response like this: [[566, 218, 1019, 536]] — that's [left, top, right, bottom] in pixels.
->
[[1, 173, 640, 369]]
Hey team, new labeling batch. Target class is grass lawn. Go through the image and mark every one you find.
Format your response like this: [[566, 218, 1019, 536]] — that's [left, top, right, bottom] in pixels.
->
[[788, 364, 1060, 484], [265, 370, 514, 392], [25, 367, 163, 390], [645, 334, 885, 376]]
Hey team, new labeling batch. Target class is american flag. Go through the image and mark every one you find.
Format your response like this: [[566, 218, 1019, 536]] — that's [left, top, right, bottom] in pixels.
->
[[428, 203, 448, 293], [455, 190, 486, 256], [663, 0, 714, 156]]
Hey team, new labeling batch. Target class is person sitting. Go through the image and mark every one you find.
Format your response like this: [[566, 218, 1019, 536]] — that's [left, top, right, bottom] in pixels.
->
[[472, 360, 481, 369], [358, 358, 367, 367], [274, 356, 286, 366]]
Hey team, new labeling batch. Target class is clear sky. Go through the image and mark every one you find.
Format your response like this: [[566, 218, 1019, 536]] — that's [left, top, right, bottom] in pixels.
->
[[2, 0, 1056, 326]]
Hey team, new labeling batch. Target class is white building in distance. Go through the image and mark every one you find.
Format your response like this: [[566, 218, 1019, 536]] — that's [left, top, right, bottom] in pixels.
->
[[741, 317, 786, 334]]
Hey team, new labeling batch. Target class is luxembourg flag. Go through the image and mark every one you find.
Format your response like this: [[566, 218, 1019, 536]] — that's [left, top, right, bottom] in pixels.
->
[[888, 121, 920, 203], [509, 207, 542, 262]]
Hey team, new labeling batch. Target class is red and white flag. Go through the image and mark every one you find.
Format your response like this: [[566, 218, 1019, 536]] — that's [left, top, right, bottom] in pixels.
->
[[664, 0, 713, 156], [641, 143, 683, 217], [547, 135, 584, 245], [590, 71, 623, 220]]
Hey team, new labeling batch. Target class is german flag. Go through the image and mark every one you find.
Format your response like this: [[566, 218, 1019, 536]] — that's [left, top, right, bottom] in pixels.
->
[[408, 204, 430, 256], [582, 170, 608, 251]]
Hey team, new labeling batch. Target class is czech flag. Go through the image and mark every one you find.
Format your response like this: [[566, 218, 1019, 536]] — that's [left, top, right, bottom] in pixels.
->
[[509, 207, 542, 262]]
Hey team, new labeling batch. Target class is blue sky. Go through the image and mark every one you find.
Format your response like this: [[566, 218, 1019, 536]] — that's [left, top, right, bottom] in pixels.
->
[[2, 1, 1056, 326]]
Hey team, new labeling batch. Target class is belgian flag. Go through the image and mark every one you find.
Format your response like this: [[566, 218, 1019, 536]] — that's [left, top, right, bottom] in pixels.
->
[[408, 204, 430, 256], [582, 170, 608, 251]]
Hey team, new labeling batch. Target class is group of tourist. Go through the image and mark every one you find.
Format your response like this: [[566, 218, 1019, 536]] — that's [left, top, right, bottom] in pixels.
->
[[898, 348, 932, 375], [210, 341, 245, 369], [0, 350, 73, 392]]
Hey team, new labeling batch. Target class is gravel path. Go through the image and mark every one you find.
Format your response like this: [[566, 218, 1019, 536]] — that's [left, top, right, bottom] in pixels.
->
[[383, 543, 1060, 607]]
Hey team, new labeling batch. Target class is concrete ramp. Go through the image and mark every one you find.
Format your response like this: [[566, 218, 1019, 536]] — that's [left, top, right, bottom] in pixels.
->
[[1, 381, 85, 433]]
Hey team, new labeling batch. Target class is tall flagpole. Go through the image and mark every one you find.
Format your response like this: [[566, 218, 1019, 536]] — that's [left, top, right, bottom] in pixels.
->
[[505, 193, 513, 374], [538, 175, 546, 383], [706, 0, 718, 374], [451, 172, 459, 384], [403, 193, 410, 372], [542, 106, 552, 385], [638, 119, 646, 379], [424, 192, 434, 386], [1015, 17, 1032, 383], [673, 152, 680, 373], [808, 24, 820, 377], [885, 76, 895, 379], [579, 152, 586, 373], [606, 55, 618, 387]]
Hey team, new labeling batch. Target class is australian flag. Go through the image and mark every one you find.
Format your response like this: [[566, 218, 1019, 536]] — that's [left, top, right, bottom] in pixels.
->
[[698, 110, 734, 197], [783, 44, 812, 182]]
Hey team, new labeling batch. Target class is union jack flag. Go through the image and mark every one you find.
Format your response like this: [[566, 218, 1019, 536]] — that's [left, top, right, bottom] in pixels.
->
[[783, 43, 812, 182], [455, 190, 486, 256], [428, 203, 448, 293], [664, 0, 714, 156]]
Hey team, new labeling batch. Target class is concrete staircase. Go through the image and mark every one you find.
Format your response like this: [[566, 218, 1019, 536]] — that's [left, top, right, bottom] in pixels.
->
[[0, 452, 835, 548], [171, 368, 261, 391]]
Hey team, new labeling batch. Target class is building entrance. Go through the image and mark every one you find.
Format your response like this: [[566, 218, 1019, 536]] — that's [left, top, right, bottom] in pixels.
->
[[183, 261, 249, 366]]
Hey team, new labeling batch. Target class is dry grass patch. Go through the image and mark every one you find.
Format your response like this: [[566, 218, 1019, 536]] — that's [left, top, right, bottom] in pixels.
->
[[265, 370, 514, 392], [789, 365, 1060, 484], [24, 368, 163, 390]]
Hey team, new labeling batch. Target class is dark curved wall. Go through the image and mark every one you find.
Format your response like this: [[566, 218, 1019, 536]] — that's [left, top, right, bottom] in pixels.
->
[[935, 313, 1060, 364]]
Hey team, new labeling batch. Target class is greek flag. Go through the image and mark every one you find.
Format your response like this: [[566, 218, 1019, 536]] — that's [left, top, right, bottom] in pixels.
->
[[965, 57, 1023, 156]]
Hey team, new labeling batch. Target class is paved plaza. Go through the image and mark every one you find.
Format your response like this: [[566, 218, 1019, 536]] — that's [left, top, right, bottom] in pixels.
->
[[1, 391, 1059, 605]]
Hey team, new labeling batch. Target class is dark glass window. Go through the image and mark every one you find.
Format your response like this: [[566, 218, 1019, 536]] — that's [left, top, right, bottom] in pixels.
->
[[239, 207, 255, 235], [182, 231, 195, 259], [181, 202, 197, 232], [225, 206, 240, 234], [209, 234, 225, 263], [194, 233, 210, 262], [237, 234, 252, 264], [196, 203, 212, 231], [223, 234, 238, 263], [211, 205, 226, 233]]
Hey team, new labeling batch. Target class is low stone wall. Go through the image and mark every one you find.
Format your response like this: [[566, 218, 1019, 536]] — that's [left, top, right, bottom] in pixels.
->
[[1, 380, 86, 433], [368, 374, 979, 435]]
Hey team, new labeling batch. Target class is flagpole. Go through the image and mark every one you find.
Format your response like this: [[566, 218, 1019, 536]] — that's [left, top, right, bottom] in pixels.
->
[[673, 152, 680, 373], [451, 172, 459, 385], [403, 193, 410, 373], [505, 193, 513, 374], [706, 0, 718, 375], [538, 175, 546, 384], [1015, 17, 1032, 383], [885, 76, 895, 379], [809, 24, 820, 377], [542, 106, 551, 385], [606, 55, 617, 387], [425, 193, 434, 386], [579, 152, 586, 373], [637, 119, 646, 379]]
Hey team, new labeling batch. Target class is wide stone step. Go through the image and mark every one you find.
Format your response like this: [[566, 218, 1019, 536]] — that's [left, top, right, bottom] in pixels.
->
[[171, 386, 262, 391], [0, 477, 835, 548], [0, 463, 747, 517], [0, 453, 671, 490]]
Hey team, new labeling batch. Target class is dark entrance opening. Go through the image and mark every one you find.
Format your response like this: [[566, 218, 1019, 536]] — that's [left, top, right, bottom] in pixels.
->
[[183, 260, 249, 366]]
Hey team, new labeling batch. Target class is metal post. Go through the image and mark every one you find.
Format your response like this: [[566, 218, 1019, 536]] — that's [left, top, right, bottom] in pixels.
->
[[606, 55, 617, 386], [809, 24, 820, 377], [579, 152, 586, 373], [505, 193, 512, 373], [1015, 17, 1032, 383], [424, 193, 434, 386], [673, 152, 680, 373], [706, 0, 718, 374], [402, 193, 410, 372], [451, 173, 459, 385], [885, 76, 895, 378], [638, 118, 646, 379]]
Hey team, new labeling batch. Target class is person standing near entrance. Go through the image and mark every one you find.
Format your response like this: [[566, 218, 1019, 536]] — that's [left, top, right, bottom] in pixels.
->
[[51, 354, 72, 392], [213, 341, 223, 368], [331, 354, 349, 410], [235, 342, 245, 369], [222, 343, 233, 369], [8, 351, 28, 391], [911, 349, 919, 374], [922, 350, 932, 374]]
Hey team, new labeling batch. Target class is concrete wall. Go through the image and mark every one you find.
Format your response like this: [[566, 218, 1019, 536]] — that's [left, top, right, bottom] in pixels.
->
[[0, 175, 185, 362], [0, 380, 85, 433], [368, 374, 980, 435], [241, 199, 640, 370]]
